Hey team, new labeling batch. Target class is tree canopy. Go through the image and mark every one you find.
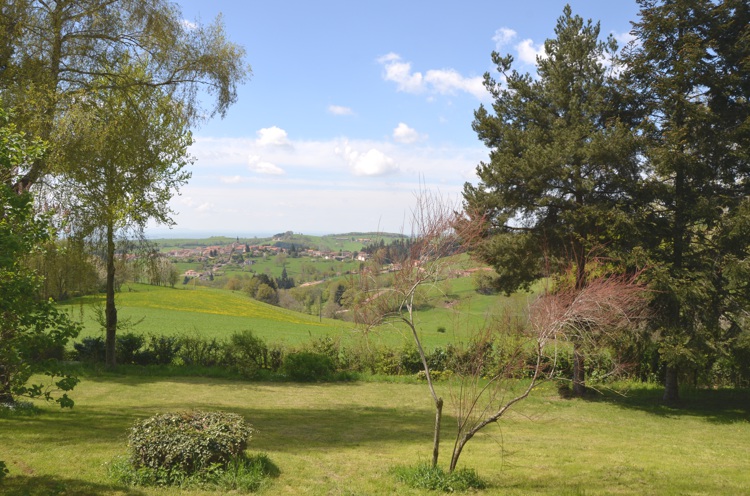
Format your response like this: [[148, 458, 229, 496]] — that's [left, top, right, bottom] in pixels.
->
[[622, 0, 750, 401], [0, 0, 249, 192], [0, 109, 79, 406]]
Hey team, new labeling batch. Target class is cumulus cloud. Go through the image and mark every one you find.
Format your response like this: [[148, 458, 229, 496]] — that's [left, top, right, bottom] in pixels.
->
[[196, 202, 214, 213], [248, 155, 285, 175], [336, 143, 397, 177], [256, 126, 292, 147], [516, 39, 547, 65], [377, 53, 424, 93], [393, 123, 426, 144], [220, 175, 243, 184], [493, 27, 517, 51], [377, 53, 486, 100], [328, 105, 354, 116]]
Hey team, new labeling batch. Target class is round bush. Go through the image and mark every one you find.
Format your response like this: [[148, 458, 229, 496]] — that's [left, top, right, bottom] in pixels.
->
[[128, 410, 252, 474]]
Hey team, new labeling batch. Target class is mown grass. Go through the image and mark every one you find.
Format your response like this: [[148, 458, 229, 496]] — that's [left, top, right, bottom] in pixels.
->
[[1, 376, 749, 495]]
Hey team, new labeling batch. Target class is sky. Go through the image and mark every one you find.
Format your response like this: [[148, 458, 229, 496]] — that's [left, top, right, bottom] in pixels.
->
[[150, 0, 641, 238]]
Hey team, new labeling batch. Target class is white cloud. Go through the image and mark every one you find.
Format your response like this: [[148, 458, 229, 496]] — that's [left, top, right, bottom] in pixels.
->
[[196, 202, 214, 213], [377, 52, 424, 93], [328, 105, 354, 116], [516, 39, 547, 65], [220, 175, 243, 184], [181, 19, 197, 30], [248, 155, 285, 175], [493, 27, 517, 51], [377, 53, 486, 100], [613, 30, 636, 48], [335, 143, 397, 177], [425, 68, 486, 100], [393, 123, 426, 144], [256, 126, 292, 147]]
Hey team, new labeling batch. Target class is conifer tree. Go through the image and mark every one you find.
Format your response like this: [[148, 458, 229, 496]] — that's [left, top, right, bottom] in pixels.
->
[[464, 6, 640, 395]]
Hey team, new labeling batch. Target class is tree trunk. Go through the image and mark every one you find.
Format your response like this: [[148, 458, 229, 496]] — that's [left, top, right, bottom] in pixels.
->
[[572, 243, 587, 397], [663, 365, 679, 403], [432, 397, 443, 468], [0, 368, 13, 404], [105, 223, 117, 368], [572, 340, 586, 396], [450, 433, 471, 473]]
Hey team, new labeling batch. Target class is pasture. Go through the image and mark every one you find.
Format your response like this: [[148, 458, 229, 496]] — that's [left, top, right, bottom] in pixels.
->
[[1, 377, 748, 495], [59, 278, 532, 350]]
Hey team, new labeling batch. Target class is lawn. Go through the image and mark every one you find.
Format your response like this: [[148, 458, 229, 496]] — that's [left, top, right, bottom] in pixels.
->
[[1, 377, 748, 495], [0, 375, 750, 495]]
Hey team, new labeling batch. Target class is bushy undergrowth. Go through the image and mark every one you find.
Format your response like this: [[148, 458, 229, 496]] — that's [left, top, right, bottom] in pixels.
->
[[70, 327, 750, 387], [282, 352, 335, 381], [0, 460, 8, 483], [391, 463, 486, 492]]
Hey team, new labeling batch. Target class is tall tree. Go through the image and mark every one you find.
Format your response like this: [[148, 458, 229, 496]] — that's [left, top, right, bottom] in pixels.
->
[[623, 0, 750, 401], [54, 63, 192, 367], [0, 0, 249, 193], [464, 5, 640, 395], [0, 108, 79, 406]]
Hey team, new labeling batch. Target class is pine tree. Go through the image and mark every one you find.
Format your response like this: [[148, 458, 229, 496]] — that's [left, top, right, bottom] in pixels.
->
[[464, 6, 640, 395]]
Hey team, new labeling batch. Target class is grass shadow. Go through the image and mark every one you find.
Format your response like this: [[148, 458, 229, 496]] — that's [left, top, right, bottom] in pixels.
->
[[587, 384, 750, 424], [1, 475, 145, 495]]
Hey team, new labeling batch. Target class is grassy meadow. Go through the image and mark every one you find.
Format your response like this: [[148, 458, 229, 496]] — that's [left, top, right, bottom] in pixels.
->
[[58, 276, 533, 350], [2, 376, 749, 495]]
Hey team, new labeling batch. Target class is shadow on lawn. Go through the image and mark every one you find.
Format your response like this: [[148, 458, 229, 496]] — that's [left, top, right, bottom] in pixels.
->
[[588, 385, 750, 424], [2, 475, 144, 496]]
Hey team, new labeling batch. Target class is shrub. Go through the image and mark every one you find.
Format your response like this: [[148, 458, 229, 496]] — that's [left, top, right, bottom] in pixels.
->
[[73, 336, 106, 363], [128, 410, 252, 476], [0, 460, 7, 483], [142, 335, 181, 365], [223, 330, 269, 378], [177, 335, 223, 367], [310, 336, 340, 368], [391, 463, 486, 492], [117, 332, 145, 365], [375, 346, 423, 375], [282, 352, 335, 382]]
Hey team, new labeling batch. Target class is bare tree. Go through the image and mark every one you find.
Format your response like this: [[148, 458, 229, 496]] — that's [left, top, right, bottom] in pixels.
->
[[355, 190, 483, 468]]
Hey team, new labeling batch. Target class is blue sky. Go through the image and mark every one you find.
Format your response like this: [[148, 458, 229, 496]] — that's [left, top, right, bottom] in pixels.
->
[[153, 0, 640, 237]]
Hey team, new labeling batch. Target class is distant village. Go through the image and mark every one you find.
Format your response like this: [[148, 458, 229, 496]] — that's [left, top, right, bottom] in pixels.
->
[[167, 237, 374, 281]]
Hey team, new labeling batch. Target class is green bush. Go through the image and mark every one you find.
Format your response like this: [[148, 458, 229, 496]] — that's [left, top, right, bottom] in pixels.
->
[[0, 460, 8, 483], [177, 335, 223, 367], [391, 463, 486, 492], [73, 336, 106, 362], [128, 410, 252, 475], [223, 330, 269, 378], [375, 346, 423, 375], [282, 352, 335, 381], [117, 332, 145, 364], [137, 335, 181, 366]]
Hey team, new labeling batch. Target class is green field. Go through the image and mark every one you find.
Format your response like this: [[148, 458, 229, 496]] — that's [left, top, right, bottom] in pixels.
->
[[60, 278, 533, 349], [2, 377, 748, 495]]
